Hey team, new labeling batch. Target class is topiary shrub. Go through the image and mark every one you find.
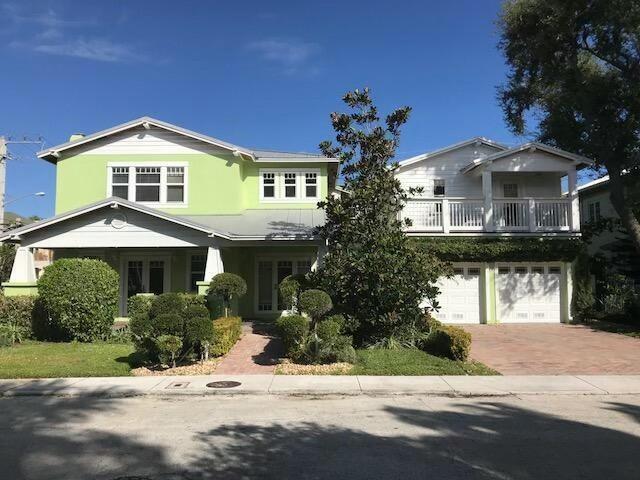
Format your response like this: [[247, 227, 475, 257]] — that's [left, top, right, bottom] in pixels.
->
[[185, 316, 214, 361], [153, 313, 184, 337], [155, 334, 182, 368], [279, 274, 310, 312], [276, 314, 310, 361], [0, 295, 38, 339], [149, 292, 185, 319], [210, 316, 243, 356], [127, 294, 154, 320], [299, 289, 333, 321], [184, 303, 210, 321], [37, 258, 119, 341], [424, 325, 471, 361], [209, 273, 247, 317]]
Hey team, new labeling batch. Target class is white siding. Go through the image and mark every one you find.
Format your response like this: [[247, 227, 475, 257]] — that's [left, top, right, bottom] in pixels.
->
[[490, 151, 575, 173], [396, 144, 498, 198], [21, 208, 210, 248], [492, 173, 562, 198], [67, 127, 228, 156]]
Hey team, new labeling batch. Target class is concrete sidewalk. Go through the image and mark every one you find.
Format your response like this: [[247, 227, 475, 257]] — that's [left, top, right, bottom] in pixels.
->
[[1, 374, 640, 397]]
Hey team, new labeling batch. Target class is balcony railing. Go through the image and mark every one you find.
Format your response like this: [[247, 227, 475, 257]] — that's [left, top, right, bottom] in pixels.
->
[[403, 197, 573, 233]]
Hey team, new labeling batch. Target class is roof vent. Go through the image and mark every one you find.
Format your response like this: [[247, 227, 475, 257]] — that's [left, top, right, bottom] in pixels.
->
[[69, 133, 85, 142]]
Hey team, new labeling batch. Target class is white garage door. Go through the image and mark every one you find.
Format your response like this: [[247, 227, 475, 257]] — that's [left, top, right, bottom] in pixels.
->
[[434, 265, 481, 324], [496, 264, 561, 323]]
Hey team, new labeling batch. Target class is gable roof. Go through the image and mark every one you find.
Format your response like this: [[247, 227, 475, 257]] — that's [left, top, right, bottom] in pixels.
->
[[460, 142, 593, 173], [397, 137, 507, 169], [0, 197, 324, 242], [37, 116, 338, 164]]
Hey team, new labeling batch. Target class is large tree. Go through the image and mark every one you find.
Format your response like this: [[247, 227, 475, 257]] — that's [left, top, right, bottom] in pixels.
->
[[498, 0, 640, 252], [316, 88, 446, 344]]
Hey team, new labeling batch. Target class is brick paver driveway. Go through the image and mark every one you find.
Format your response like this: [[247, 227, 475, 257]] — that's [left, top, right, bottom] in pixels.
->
[[463, 324, 640, 375]]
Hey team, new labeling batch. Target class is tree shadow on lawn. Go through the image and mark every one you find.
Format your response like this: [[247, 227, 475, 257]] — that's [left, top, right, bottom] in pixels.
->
[[1, 391, 639, 480]]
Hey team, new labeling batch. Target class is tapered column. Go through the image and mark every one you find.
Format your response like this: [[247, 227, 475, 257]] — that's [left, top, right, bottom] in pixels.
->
[[9, 246, 36, 283], [204, 245, 224, 282], [482, 170, 494, 232], [568, 169, 580, 232]]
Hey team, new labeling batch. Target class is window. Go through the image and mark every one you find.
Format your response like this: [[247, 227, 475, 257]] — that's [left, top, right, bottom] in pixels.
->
[[166, 167, 184, 203], [433, 179, 445, 196], [531, 266, 545, 274], [284, 172, 297, 198], [503, 183, 519, 198], [514, 266, 528, 274], [468, 267, 481, 276], [305, 173, 317, 198], [498, 267, 510, 275], [189, 254, 206, 292], [587, 201, 601, 222], [262, 173, 276, 198], [260, 170, 320, 201], [108, 164, 188, 205], [453, 267, 464, 275], [548, 266, 561, 275], [111, 167, 129, 199], [135, 167, 161, 202]]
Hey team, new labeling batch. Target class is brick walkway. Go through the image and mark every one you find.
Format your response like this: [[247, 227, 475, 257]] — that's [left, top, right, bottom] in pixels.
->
[[463, 324, 640, 375], [215, 322, 283, 375]]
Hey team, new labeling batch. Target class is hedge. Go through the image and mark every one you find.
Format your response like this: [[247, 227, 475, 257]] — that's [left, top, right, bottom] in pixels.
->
[[0, 295, 38, 339], [37, 258, 119, 342], [411, 237, 584, 262], [210, 316, 243, 356]]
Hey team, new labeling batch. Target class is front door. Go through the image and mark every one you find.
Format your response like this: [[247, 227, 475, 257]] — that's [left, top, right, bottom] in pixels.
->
[[122, 256, 171, 315], [256, 257, 312, 314]]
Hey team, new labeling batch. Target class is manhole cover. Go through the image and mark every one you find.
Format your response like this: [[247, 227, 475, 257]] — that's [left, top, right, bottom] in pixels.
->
[[206, 381, 241, 389], [165, 381, 190, 390]]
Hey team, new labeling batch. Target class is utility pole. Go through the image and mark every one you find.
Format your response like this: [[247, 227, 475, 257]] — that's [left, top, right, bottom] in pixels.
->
[[0, 135, 44, 230]]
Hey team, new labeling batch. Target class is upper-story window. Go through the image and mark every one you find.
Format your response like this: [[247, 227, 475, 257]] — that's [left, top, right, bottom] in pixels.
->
[[587, 201, 601, 222], [433, 179, 445, 196], [108, 163, 188, 206], [503, 183, 519, 198], [260, 169, 320, 202]]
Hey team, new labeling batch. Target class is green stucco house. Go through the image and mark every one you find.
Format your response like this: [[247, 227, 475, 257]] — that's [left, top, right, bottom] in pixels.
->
[[1, 117, 337, 318]]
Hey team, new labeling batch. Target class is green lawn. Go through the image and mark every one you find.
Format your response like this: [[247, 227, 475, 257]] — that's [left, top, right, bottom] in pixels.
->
[[351, 348, 499, 376], [0, 341, 141, 378]]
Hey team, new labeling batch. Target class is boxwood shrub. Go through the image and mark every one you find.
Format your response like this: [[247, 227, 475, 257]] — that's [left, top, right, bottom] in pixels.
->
[[424, 325, 471, 361], [37, 258, 119, 341], [210, 316, 243, 356], [0, 295, 38, 339], [276, 314, 310, 360]]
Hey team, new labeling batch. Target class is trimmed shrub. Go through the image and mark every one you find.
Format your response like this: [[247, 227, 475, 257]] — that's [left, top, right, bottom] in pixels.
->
[[149, 292, 185, 319], [279, 274, 310, 312], [424, 325, 471, 361], [209, 273, 247, 317], [156, 334, 182, 368], [153, 313, 184, 337], [0, 295, 38, 339], [276, 314, 310, 360], [185, 316, 215, 360], [37, 258, 119, 341], [210, 316, 242, 356], [299, 289, 332, 321], [127, 294, 154, 320], [184, 304, 210, 321]]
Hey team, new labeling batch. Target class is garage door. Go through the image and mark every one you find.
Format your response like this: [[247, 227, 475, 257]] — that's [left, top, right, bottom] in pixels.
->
[[434, 265, 481, 324], [496, 264, 561, 323]]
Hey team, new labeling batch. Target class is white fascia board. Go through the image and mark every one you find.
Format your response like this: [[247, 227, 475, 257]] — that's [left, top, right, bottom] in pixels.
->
[[397, 137, 506, 169]]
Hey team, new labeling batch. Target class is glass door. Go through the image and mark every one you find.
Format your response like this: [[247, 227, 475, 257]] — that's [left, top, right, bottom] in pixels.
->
[[123, 256, 170, 315], [127, 260, 144, 298], [256, 257, 312, 314]]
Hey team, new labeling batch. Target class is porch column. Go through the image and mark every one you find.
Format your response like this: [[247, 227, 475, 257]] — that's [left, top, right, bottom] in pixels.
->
[[482, 170, 494, 232], [204, 245, 224, 282], [312, 242, 328, 271], [568, 168, 580, 232], [9, 246, 37, 283]]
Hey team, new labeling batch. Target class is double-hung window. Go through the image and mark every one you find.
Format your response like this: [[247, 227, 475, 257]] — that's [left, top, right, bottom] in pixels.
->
[[189, 254, 206, 292], [108, 164, 188, 205], [111, 167, 129, 199], [260, 170, 320, 201], [433, 179, 445, 196], [587, 201, 601, 222]]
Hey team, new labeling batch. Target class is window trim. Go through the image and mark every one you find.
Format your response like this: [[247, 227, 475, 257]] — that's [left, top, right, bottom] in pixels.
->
[[107, 162, 189, 208], [259, 168, 321, 202]]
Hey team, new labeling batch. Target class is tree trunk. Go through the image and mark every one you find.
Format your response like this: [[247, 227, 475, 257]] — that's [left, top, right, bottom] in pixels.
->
[[607, 165, 640, 254]]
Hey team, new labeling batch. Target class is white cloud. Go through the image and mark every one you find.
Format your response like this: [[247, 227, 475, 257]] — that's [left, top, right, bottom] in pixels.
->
[[32, 38, 146, 63], [246, 39, 320, 75]]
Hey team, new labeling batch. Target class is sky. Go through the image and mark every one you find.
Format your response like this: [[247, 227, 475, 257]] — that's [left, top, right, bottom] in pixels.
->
[[1, 0, 530, 218]]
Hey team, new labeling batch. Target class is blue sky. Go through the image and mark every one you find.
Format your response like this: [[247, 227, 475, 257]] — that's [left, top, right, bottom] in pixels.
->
[[1, 0, 527, 218]]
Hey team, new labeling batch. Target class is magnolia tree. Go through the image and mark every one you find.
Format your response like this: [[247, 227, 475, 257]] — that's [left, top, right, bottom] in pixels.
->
[[315, 88, 447, 344]]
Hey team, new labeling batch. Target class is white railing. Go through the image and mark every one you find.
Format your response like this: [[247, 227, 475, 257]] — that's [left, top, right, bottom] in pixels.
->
[[449, 200, 484, 231], [493, 200, 530, 231], [534, 199, 570, 231], [403, 197, 572, 233]]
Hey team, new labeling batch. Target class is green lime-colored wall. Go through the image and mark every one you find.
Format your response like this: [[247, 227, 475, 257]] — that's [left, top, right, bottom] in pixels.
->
[[1, 282, 38, 297], [55, 154, 329, 214]]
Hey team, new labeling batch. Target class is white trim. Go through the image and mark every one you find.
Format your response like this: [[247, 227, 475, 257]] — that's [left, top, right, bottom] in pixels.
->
[[398, 137, 506, 169], [259, 168, 321, 203], [106, 162, 189, 207], [254, 255, 313, 315]]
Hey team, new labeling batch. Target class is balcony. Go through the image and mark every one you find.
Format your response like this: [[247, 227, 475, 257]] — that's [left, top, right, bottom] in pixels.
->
[[403, 197, 575, 234]]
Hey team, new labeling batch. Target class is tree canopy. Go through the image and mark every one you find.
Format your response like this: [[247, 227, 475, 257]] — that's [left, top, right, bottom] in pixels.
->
[[498, 0, 640, 252], [315, 88, 447, 344]]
